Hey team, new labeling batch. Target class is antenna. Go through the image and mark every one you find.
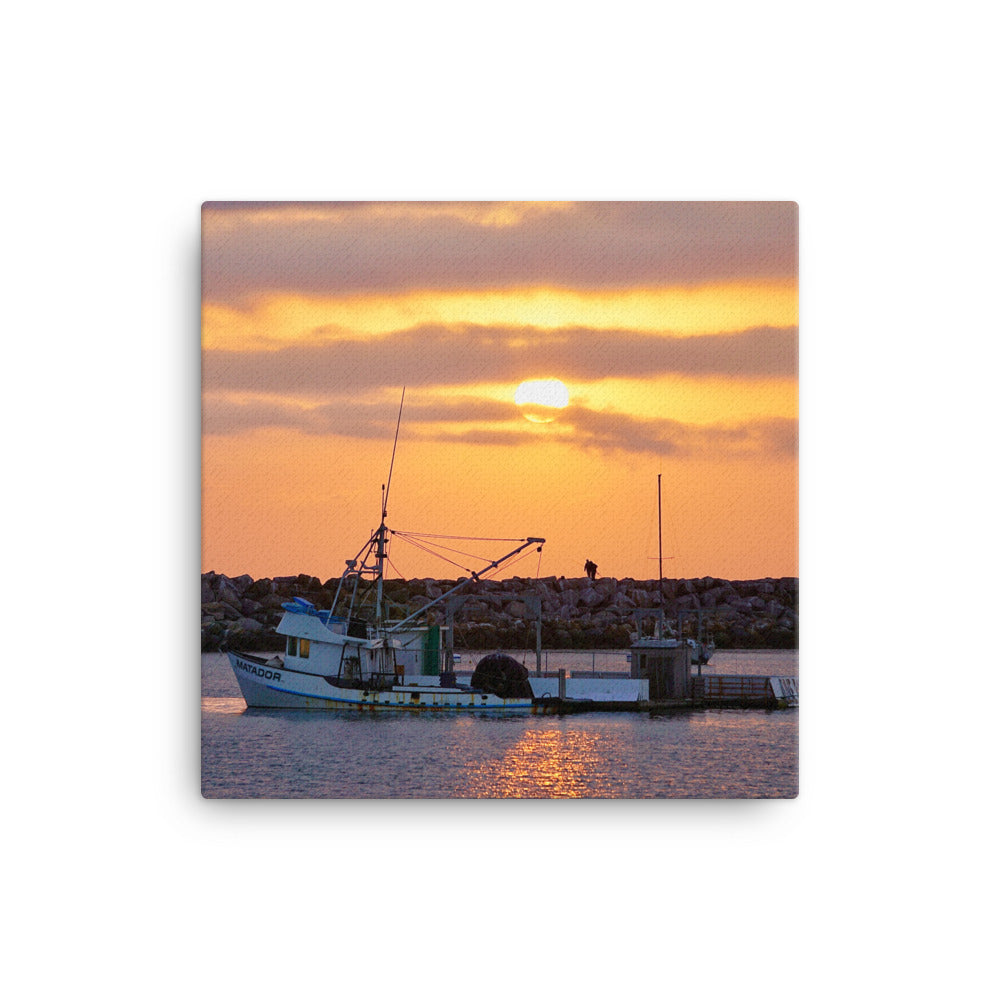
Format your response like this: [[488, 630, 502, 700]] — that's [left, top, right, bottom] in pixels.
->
[[383, 387, 405, 518]]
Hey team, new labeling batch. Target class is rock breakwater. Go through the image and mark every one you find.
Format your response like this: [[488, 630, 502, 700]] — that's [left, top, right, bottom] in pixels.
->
[[202, 572, 798, 652]]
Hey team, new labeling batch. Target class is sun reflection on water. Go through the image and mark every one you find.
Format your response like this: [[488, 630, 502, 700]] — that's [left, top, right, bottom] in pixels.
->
[[462, 728, 610, 798], [201, 697, 248, 715]]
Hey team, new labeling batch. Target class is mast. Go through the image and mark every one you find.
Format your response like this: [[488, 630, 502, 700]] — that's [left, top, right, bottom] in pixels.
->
[[375, 388, 406, 628], [658, 474, 666, 640], [375, 493, 387, 627], [658, 473, 663, 583]]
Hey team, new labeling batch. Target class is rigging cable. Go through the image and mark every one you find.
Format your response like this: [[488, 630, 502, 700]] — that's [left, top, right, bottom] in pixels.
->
[[390, 530, 495, 564], [391, 532, 473, 574]]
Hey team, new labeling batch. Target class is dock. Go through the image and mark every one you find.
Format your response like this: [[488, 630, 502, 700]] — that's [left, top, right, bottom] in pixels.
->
[[455, 656, 797, 714], [533, 674, 797, 715]]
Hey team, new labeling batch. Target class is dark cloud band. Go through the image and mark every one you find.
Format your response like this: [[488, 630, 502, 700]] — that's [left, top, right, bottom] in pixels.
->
[[203, 323, 797, 395], [202, 393, 796, 460], [202, 201, 798, 301]]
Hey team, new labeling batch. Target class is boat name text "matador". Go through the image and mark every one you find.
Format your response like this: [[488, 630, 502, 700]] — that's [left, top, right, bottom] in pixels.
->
[[236, 661, 282, 682]]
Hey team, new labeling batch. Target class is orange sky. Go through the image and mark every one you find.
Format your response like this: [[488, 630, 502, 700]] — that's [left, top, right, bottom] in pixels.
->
[[202, 201, 797, 582]]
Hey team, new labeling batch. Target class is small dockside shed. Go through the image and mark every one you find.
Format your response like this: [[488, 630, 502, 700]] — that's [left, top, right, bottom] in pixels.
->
[[629, 639, 691, 700]]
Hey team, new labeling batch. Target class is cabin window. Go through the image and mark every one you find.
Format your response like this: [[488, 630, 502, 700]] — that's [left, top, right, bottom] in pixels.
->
[[286, 636, 299, 657], [300, 639, 310, 658]]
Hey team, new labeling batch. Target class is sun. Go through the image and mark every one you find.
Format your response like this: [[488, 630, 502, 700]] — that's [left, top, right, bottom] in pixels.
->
[[514, 379, 570, 423]]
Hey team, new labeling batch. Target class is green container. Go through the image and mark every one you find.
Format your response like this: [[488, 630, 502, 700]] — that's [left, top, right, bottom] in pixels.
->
[[421, 625, 441, 675]]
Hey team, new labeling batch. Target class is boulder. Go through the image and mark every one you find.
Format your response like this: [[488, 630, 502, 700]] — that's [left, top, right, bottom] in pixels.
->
[[609, 592, 637, 612], [216, 576, 242, 608], [203, 600, 237, 620], [462, 599, 491, 618], [235, 617, 266, 633], [247, 577, 274, 599]]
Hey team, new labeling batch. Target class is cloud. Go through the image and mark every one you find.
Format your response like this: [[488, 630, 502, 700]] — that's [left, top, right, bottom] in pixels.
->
[[202, 201, 798, 302], [203, 201, 574, 229], [430, 408, 797, 459], [203, 323, 798, 396], [202, 393, 516, 438], [202, 392, 796, 461], [557, 407, 798, 458]]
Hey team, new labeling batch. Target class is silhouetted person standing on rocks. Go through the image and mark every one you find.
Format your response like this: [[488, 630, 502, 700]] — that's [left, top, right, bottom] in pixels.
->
[[584, 559, 598, 580]]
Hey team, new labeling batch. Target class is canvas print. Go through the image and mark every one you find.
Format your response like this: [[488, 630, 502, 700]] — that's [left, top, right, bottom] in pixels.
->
[[201, 201, 798, 798]]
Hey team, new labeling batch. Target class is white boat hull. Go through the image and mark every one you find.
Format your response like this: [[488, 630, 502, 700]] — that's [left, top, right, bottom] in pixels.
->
[[228, 650, 536, 713]]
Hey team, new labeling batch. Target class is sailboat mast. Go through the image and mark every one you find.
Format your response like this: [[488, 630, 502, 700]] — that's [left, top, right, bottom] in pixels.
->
[[658, 473, 663, 582]]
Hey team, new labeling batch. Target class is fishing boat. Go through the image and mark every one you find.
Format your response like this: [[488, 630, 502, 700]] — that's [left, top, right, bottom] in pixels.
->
[[226, 392, 546, 712]]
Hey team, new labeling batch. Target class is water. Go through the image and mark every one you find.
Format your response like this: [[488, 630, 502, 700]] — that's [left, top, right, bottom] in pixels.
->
[[201, 649, 798, 798]]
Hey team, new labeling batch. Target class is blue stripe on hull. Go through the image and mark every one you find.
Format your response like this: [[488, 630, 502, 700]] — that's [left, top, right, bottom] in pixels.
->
[[263, 687, 534, 712], [259, 685, 533, 712]]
